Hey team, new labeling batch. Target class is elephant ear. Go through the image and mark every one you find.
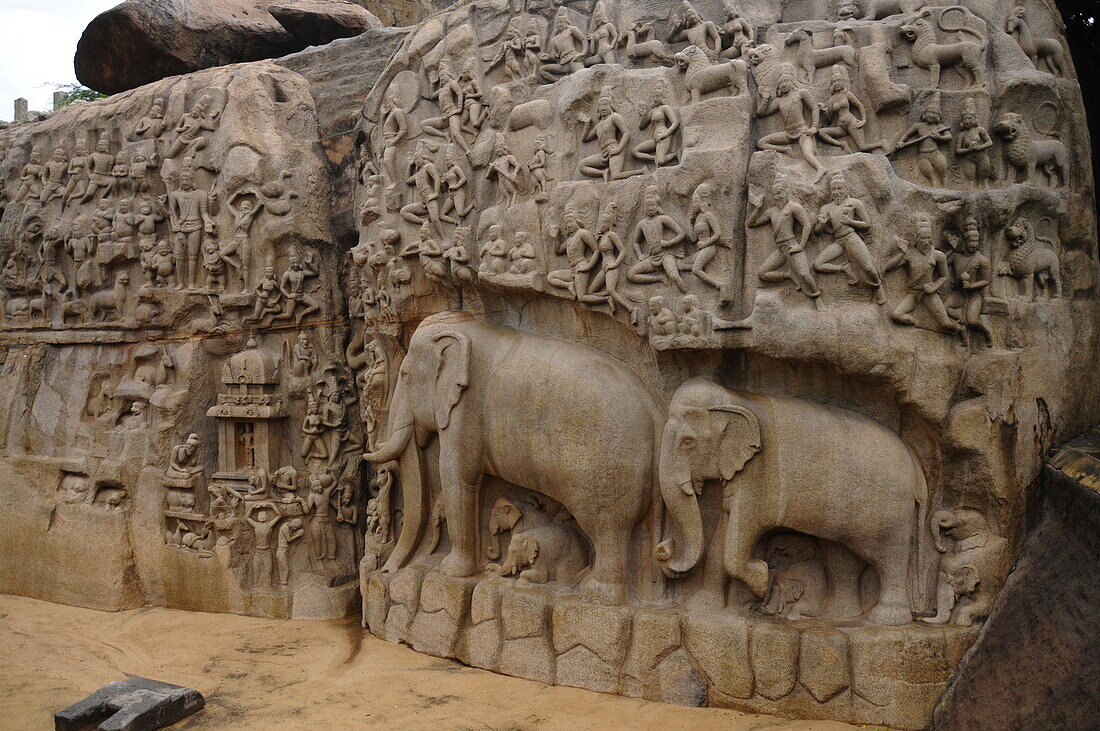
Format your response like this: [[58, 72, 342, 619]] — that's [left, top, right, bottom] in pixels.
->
[[710, 404, 762, 481], [431, 330, 471, 430]]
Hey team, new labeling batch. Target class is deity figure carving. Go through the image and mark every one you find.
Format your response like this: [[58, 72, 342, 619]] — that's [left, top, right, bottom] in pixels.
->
[[15, 151, 44, 203], [586, 2, 618, 66], [719, 0, 754, 60], [812, 172, 886, 304], [944, 216, 993, 346], [632, 81, 680, 167], [589, 201, 636, 316], [579, 88, 642, 182], [1006, 4, 1065, 76], [246, 505, 279, 588], [539, 9, 587, 83], [486, 134, 523, 205], [547, 208, 599, 300], [247, 263, 283, 325], [279, 250, 320, 323], [458, 60, 486, 138], [756, 66, 826, 180], [688, 183, 726, 289], [920, 508, 1005, 626], [421, 61, 470, 154], [401, 140, 446, 237], [40, 148, 69, 205], [63, 140, 90, 204], [894, 98, 953, 188], [168, 171, 215, 289], [882, 215, 962, 334], [301, 395, 329, 461], [817, 65, 881, 153], [748, 176, 819, 302], [487, 24, 527, 81], [954, 97, 995, 189], [379, 94, 409, 197], [627, 186, 688, 292], [528, 135, 552, 202], [166, 94, 220, 159], [671, 0, 721, 55], [66, 216, 99, 296], [132, 97, 167, 139], [440, 144, 473, 222]]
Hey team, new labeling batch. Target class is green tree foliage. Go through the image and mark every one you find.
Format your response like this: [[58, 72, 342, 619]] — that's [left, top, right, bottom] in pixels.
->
[[51, 83, 106, 111]]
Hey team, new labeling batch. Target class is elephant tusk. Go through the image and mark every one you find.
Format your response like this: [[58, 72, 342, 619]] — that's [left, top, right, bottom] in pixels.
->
[[680, 479, 695, 496]]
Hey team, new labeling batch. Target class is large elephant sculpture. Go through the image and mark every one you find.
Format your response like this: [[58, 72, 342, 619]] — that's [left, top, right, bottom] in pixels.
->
[[656, 378, 929, 625], [363, 311, 662, 605]]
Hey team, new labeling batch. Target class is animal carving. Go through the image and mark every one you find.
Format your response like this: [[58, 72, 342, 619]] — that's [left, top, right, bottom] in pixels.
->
[[656, 378, 930, 625], [1001, 217, 1061, 300], [919, 508, 1006, 627], [860, 0, 923, 20], [486, 498, 588, 585], [1006, 5, 1065, 76], [88, 272, 130, 322], [899, 10, 987, 89], [992, 112, 1066, 188], [619, 20, 670, 64], [760, 533, 828, 620], [783, 29, 856, 84], [747, 43, 782, 92], [674, 45, 747, 104]]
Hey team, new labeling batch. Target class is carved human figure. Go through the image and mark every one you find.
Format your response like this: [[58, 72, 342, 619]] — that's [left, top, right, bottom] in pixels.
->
[[304, 473, 338, 562], [129, 152, 157, 196], [539, 9, 587, 83], [167, 434, 203, 479], [1005, 4, 1065, 76], [688, 183, 726, 288], [647, 295, 679, 336], [66, 216, 99, 296], [413, 221, 447, 285], [371, 463, 395, 543], [488, 24, 526, 81], [245, 505, 279, 588], [301, 395, 329, 461], [39, 148, 69, 205], [247, 264, 283, 325], [458, 60, 487, 138], [401, 141, 446, 238], [440, 144, 473, 222], [586, 1, 619, 65], [633, 81, 680, 167], [134, 198, 165, 255], [62, 140, 90, 204], [201, 238, 226, 291], [548, 209, 599, 300], [894, 102, 952, 187], [748, 176, 820, 302], [228, 196, 261, 289], [920, 508, 1006, 626], [169, 171, 214, 289], [421, 61, 470, 154], [528, 135, 552, 202], [954, 97, 995, 189], [110, 152, 130, 198], [678, 294, 707, 339], [487, 134, 523, 206], [379, 95, 409, 195], [111, 199, 138, 253], [589, 201, 637, 317], [882, 215, 963, 334], [944, 216, 993, 346], [509, 231, 538, 275], [291, 331, 316, 377], [672, 0, 721, 55], [15, 151, 44, 203], [133, 97, 167, 139], [580, 89, 642, 182], [719, 0, 755, 59], [166, 94, 219, 159], [445, 228, 478, 287], [279, 251, 320, 323], [479, 225, 509, 276], [322, 389, 348, 465], [817, 65, 882, 153], [813, 172, 886, 304], [756, 67, 826, 180], [627, 186, 688, 292], [149, 241, 177, 288], [276, 517, 304, 587]]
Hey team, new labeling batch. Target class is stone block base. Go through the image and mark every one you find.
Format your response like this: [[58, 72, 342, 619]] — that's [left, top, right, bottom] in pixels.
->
[[366, 566, 978, 730]]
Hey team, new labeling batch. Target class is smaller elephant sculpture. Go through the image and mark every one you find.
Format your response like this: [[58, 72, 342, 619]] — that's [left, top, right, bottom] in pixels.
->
[[657, 378, 930, 625], [760, 532, 828, 620], [920, 508, 1005, 627], [486, 497, 588, 585]]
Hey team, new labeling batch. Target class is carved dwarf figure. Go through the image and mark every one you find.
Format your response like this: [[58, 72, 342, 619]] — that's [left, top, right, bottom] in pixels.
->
[[647, 295, 679, 337], [509, 231, 538, 275], [149, 240, 177, 288]]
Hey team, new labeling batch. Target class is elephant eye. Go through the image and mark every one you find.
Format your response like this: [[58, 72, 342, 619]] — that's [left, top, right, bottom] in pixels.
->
[[680, 436, 697, 448]]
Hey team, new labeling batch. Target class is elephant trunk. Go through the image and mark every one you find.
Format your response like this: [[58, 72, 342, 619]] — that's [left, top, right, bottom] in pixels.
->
[[655, 427, 704, 577], [362, 422, 412, 464]]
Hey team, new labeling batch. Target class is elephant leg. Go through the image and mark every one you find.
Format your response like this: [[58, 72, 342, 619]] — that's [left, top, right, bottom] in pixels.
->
[[723, 497, 768, 599], [821, 543, 864, 619], [865, 547, 914, 626], [688, 508, 729, 611], [579, 520, 629, 606], [438, 447, 483, 578]]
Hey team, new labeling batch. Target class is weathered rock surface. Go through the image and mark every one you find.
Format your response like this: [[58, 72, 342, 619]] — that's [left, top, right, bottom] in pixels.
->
[[270, 0, 382, 48]]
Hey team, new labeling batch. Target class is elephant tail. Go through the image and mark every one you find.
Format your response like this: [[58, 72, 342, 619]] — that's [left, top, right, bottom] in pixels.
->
[[908, 448, 931, 613]]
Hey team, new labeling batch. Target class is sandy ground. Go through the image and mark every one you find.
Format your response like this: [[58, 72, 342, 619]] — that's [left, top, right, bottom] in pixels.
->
[[0, 594, 861, 730]]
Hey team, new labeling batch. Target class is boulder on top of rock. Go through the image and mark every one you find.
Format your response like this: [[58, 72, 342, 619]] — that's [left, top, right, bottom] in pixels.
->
[[269, 0, 382, 47]]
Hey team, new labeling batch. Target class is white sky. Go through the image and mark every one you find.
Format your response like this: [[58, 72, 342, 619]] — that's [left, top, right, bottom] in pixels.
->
[[0, 0, 119, 121]]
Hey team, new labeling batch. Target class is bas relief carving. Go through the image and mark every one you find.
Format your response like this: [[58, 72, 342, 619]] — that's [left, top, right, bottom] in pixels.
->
[[0, 0, 1096, 728]]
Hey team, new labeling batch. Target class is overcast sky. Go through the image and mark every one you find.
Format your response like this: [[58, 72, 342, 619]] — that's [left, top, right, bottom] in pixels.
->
[[0, 0, 119, 121]]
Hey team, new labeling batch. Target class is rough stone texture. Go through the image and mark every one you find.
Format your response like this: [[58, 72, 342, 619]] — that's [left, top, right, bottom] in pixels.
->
[[270, 1, 382, 48], [932, 447, 1100, 730], [54, 676, 205, 731]]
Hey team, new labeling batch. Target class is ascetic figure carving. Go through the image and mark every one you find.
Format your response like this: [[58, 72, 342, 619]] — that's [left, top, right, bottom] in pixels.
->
[[656, 378, 928, 625], [363, 312, 660, 605]]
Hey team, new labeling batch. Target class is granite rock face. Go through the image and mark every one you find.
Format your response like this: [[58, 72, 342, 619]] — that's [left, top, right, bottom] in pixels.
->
[[269, 1, 383, 48], [2, 0, 1099, 727]]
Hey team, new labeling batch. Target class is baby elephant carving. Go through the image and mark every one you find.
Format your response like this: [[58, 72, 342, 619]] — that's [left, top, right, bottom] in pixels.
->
[[486, 497, 587, 585], [920, 508, 1005, 627]]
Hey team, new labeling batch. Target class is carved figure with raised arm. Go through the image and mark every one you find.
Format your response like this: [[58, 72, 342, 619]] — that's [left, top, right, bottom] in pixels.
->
[[627, 185, 688, 292], [756, 66, 826, 180], [748, 175, 820, 302], [882, 215, 963, 334]]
